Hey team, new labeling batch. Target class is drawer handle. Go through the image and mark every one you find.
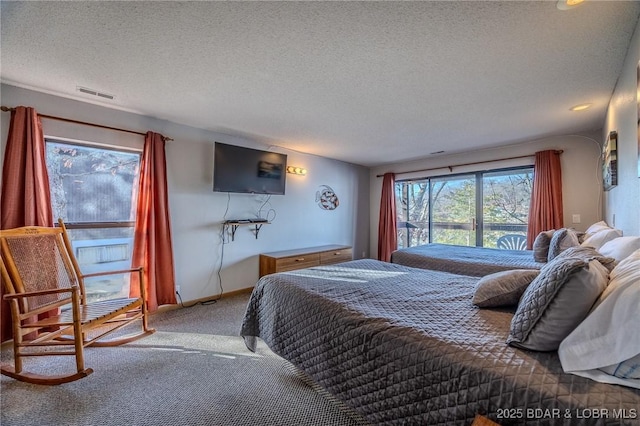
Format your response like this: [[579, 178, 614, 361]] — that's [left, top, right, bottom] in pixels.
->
[[295, 258, 305, 262], [333, 252, 341, 255]]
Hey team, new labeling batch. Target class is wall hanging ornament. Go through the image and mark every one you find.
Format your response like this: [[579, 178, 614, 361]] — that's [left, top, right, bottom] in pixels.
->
[[602, 130, 618, 191], [316, 185, 339, 210]]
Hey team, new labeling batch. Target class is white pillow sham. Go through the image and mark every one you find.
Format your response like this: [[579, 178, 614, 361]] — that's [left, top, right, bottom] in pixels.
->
[[558, 248, 640, 389], [580, 228, 623, 251], [598, 236, 640, 262], [584, 221, 612, 235]]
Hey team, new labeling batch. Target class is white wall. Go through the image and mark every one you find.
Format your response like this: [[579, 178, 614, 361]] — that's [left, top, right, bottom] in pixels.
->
[[0, 84, 370, 303], [604, 18, 640, 236], [369, 133, 604, 252]]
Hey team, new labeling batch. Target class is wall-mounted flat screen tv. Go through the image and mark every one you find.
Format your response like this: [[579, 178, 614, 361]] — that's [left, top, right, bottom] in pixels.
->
[[213, 142, 287, 195]]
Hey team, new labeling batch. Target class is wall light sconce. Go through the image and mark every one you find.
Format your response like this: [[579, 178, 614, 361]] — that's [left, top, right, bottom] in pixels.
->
[[556, 0, 585, 10], [286, 166, 307, 176], [569, 103, 592, 112]]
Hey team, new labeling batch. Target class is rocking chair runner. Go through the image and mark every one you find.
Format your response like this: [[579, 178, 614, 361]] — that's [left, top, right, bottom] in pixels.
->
[[0, 219, 155, 385]]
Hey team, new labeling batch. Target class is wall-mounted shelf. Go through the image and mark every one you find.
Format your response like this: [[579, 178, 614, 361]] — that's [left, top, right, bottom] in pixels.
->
[[223, 220, 270, 241]]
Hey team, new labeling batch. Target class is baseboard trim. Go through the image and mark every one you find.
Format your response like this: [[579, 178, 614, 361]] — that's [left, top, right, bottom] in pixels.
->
[[154, 286, 255, 315]]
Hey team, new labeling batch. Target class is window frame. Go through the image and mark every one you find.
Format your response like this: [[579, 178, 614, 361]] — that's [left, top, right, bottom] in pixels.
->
[[44, 136, 143, 303], [44, 136, 142, 231], [396, 165, 534, 249]]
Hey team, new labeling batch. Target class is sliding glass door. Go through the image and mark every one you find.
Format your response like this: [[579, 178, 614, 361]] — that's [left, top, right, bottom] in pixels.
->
[[482, 169, 533, 248], [396, 181, 430, 249], [46, 139, 142, 303], [431, 175, 476, 246], [396, 167, 533, 249]]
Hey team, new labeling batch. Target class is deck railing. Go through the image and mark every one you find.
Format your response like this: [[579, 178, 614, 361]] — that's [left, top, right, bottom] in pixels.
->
[[398, 221, 527, 249]]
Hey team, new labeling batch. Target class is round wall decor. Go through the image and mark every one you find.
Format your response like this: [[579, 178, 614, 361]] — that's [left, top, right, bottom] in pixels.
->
[[316, 185, 339, 210]]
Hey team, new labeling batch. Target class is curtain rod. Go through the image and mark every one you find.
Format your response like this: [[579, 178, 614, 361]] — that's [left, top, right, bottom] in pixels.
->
[[1, 106, 173, 141], [376, 150, 563, 178]]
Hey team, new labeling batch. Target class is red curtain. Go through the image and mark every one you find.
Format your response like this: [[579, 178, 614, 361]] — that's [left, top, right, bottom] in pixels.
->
[[0, 106, 54, 342], [131, 132, 177, 310], [377, 172, 397, 262], [526, 150, 563, 249]]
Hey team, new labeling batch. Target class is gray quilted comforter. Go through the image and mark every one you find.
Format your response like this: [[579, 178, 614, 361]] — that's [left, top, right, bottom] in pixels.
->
[[240, 259, 640, 425], [391, 243, 545, 276]]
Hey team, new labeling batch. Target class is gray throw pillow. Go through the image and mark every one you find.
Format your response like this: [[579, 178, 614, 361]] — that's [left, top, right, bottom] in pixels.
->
[[556, 245, 618, 272], [547, 228, 580, 261], [507, 254, 610, 351], [532, 230, 555, 263], [472, 269, 540, 308]]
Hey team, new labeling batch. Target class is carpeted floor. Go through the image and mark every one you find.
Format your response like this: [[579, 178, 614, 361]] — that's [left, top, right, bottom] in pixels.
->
[[1, 292, 369, 426]]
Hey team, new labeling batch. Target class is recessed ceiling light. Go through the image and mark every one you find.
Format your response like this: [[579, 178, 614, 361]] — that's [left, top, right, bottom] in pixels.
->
[[570, 103, 592, 112], [557, 0, 586, 10]]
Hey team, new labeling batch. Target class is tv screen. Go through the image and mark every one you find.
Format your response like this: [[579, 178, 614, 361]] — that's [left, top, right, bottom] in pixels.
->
[[213, 142, 287, 195]]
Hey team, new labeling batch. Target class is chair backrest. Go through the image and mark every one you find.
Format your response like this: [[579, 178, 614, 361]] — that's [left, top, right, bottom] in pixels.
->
[[496, 234, 527, 251], [1, 255, 12, 296], [0, 224, 85, 315]]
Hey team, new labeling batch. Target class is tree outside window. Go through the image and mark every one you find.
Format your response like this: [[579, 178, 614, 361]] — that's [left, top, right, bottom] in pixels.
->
[[45, 140, 141, 302], [396, 167, 533, 249]]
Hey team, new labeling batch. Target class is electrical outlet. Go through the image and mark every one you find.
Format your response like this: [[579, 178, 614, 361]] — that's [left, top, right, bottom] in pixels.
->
[[175, 285, 181, 295], [572, 214, 581, 224]]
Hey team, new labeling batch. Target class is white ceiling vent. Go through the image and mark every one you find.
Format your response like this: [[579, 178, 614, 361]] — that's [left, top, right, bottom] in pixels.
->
[[76, 86, 115, 100]]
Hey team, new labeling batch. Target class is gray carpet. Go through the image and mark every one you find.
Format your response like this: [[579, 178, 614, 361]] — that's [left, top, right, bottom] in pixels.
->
[[1, 293, 369, 426]]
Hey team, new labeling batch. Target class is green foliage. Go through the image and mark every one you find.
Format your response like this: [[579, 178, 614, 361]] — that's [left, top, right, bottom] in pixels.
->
[[46, 141, 140, 222], [396, 169, 532, 249]]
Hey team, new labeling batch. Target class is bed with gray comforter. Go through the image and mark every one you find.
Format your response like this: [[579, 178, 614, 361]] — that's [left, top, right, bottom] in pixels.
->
[[390, 243, 545, 276], [240, 259, 640, 425]]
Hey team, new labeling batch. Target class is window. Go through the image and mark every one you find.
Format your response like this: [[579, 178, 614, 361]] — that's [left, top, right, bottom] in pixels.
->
[[396, 167, 533, 249], [45, 139, 141, 302]]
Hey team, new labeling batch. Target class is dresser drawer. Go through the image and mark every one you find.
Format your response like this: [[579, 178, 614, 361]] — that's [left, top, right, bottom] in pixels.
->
[[320, 248, 353, 264], [259, 245, 352, 277], [276, 253, 320, 271]]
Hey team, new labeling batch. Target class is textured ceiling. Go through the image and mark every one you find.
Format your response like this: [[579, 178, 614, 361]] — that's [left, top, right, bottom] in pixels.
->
[[1, 1, 639, 167]]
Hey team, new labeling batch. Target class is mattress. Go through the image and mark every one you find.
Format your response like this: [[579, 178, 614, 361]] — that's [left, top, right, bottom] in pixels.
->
[[390, 243, 545, 276], [240, 259, 640, 425]]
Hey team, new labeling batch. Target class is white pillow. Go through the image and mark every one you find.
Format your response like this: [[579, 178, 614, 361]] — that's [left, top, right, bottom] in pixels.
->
[[580, 228, 623, 250], [558, 248, 640, 389], [598, 236, 640, 262], [585, 221, 612, 235], [599, 353, 640, 379]]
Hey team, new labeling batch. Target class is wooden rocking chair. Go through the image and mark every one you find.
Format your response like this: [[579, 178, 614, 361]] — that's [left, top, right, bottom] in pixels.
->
[[0, 219, 155, 385]]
